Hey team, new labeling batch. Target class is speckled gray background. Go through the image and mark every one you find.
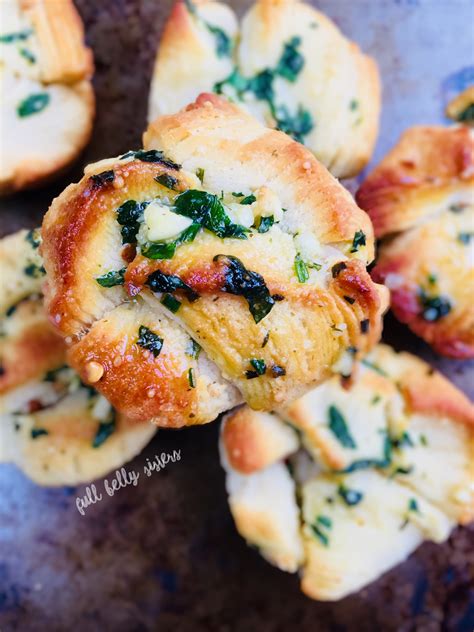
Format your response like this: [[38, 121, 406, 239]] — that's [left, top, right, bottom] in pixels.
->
[[0, 1, 473, 631]]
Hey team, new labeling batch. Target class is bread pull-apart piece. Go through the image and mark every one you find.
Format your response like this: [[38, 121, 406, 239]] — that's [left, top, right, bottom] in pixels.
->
[[149, 0, 381, 179], [220, 344, 474, 601], [0, 0, 94, 194], [356, 125, 474, 358], [0, 230, 156, 486], [41, 94, 388, 425]]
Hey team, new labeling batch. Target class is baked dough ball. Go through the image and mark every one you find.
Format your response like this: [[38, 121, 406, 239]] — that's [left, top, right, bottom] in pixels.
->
[[220, 344, 474, 601], [0, 230, 156, 486], [356, 125, 474, 358], [0, 0, 94, 194], [148, 0, 380, 179], [41, 94, 388, 427]]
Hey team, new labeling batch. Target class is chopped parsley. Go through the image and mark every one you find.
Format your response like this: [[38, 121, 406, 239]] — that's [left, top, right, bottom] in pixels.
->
[[137, 325, 164, 357], [147, 269, 198, 302], [19, 48, 36, 64], [391, 432, 414, 449], [360, 318, 370, 333], [161, 293, 182, 313], [155, 173, 178, 190], [419, 291, 451, 322], [457, 103, 474, 123], [371, 394, 381, 405], [92, 416, 116, 448], [342, 432, 392, 473], [338, 485, 363, 506], [196, 168, 205, 183], [420, 434, 428, 447], [31, 428, 49, 439], [245, 358, 266, 379], [120, 149, 180, 170], [214, 254, 275, 323], [0, 30, 32, 43], [90, 170, 115, 188], [331, 262, 347, 278], [262, 331, 270, 347], [96, 268, 126, 287], [458, 232, 473, 244], [328, 405, 357, 449], [116, 199, 148, 244], [400, 497, 420, 529], [310, 515, 332, 547], [17, 93, 50, 117], [188, 368, 196, 388], [207, 24, 233, 57], [24, 263, 45, 278], [25, 228, 41, 249], [141, 223, 200, 260], [361, 358, 388, 376], [186, 339, 201, 359], [294, 254, 309, 283], [276, 36, 305, 82], [350, 230, 366, 252], [256, 215, 274, 233], [240, 194, 256, 205], [173, 190, 248, 239], [349, 99, 359, 110]]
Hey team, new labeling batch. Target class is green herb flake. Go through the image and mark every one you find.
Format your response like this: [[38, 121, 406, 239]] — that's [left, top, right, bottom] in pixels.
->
[[25, 228, 41, 249], [331, 262, 347, 278], [276, 37, 305, 83], [240, 194, 256, 205], [338, 485, 364, 506], [161, 293, 182, 313], [174, 190, 248, 239], [196, 168, 205, 183], [31, 428, 49, 439], [420, 434, 428, 446], [328, 405, 357, 449], [310, 516, 331, 547], [457, 103, 474, 123], [137, 325, 164, 357], [146, 269, 198, 302], [24, 263, 45, 278], [294, 254, 309, 283], [317, 515, 332, 529], [214, 254, 275, 323], [245, 358, 266, 379], [207, 23, 232, 58], [360, 319, 370, 333], [90, 170, 115, 188], [270, 364, 286, 378], [19, 47, 36, 64], [350, 230, 366, 253], [256, 215, 275, 233], [92, 417, 116, 448], [419, 290, 451, 322], [350, 99, 359, 110], [116, 199, 148, 244], [120, 149, 181, 170], [155, 173, 178, 190], [458, 232, 473, 244], [448, 203, 466, 213], [96, 268, 126, 288], [142, 223, 201, 260], [262, 331, 270, 348], [186, 338, 201, 359], [361, 358, 388, 377], [408, 498, 419, 513], [371, 394, 381, 405], [17, 93, 50, 117], [0, 30, 32, 43], [188, 368, 196, 388]]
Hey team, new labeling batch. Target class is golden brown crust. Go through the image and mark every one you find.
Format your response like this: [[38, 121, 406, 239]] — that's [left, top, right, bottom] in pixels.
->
[[21, 0, 94, 83], [356, 125, 474, 238], [357, 125, 474, 357], [149, 0, 380, 179], [0, 298, 66, 394]]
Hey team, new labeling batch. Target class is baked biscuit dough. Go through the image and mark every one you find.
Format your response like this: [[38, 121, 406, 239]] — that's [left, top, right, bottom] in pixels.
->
[[0, 230, 156, 486], [220, 344, 474, 601], [148, 0, 381, 179], [41, 94, 388, 426], [357, 125, 474, 358], [0, 0, 94, 194]]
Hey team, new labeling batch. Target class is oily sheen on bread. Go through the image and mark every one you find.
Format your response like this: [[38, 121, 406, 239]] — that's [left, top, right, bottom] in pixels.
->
[[357, 125, 474, 358], [41, 94, 388, 427], [0, 0, 94, 194], [0, 230, 156, 486], [148, 0, 381, 178], [220, 344, 474, 601]]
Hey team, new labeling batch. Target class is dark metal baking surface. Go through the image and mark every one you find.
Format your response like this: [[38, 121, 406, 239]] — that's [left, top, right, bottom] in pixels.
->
[[0, 1, 473, 630]]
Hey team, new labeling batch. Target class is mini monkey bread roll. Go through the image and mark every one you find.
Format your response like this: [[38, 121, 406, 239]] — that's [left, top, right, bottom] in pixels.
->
[[41, 94, 388, 428], [0, 230, 157, 486], [220, 344, 474, 601], [148, 0, 381, 179], [357, 125, 474, 358], [0, 0, 94, 194]]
